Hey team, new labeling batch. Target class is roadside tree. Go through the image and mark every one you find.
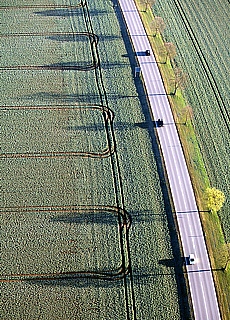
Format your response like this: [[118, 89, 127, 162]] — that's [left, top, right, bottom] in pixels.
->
[[140, 0, 156, 12], [164, 42, 176, 64], [172, 67, 188, 95], [180, 105, 194, 125], [150, 16, 165, 36], [206, 187, 225, 212]]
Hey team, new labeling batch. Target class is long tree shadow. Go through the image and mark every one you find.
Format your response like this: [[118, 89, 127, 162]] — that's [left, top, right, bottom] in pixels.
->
[[34, 8, 109, 17], [50, 205, 131, 228], [27, 275, 124, 289], [34, 9, 83, 17], [112, 0, 192, 319], [23, 92, 102, 105], [51, 210, 118, 226]]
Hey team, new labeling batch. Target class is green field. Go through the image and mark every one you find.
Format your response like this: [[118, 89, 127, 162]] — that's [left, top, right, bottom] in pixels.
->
[[1, 1, 190, 319], [154, 0, 230, 241]]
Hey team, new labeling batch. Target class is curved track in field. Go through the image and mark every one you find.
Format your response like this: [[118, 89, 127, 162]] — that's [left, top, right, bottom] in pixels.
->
[[0, 32, 99, 71], [0, 105, 115, 158], [1, 1, 136, 319], [0, 205, 131, 283]]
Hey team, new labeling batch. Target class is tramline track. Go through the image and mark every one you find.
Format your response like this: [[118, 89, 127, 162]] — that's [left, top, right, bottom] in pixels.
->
[[1, 0, 136, 318], [0, 267, 129, 283], [0, 204, 129, 218], [0, 64, 98, 71], [0, 31, 99, 70], [82, 1, 137, 318], [0, 149, 114, 159], [0, 32, 98, 43], [1, 104, 115, 158], [0, 4, 82, 10], [0, 104, 113, 112], [0, 203, 131, 232]]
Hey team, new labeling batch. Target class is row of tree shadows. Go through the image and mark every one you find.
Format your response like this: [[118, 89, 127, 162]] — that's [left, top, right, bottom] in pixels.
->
[[0, 205, 131, 283]]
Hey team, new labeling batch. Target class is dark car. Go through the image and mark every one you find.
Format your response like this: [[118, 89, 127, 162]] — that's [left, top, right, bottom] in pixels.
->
[[145, 49, 150, 56]]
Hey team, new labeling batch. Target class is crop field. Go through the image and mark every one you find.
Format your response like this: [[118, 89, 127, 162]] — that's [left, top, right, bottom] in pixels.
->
[[0, 1, 189, 319], [154, 0, 230, 242]]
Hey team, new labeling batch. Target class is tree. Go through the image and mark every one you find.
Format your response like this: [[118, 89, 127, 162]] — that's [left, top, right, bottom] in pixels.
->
[[150, 16, 165, 36], [164, 42, 176, 64], [206, 187, 225, 212], [140, 0, 156, 12], [172, 67, 188, 95], [180, 105, 194, 125]]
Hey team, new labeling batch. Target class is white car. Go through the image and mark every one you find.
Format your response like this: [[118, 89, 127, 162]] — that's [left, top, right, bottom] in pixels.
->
[[189, 253, 196, 265]]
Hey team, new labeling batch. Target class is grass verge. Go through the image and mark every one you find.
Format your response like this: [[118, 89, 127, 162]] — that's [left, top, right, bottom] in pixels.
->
[[135, 1, 230, 319]]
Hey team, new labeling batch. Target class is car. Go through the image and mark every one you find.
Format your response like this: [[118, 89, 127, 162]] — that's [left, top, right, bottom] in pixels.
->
[[189, 253, 196, 265], [145, 49, 150, 56], [157, 118, 163, 127]]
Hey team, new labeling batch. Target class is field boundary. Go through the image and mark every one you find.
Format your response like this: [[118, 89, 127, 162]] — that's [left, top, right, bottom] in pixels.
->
[[0, 4, 83, 10]]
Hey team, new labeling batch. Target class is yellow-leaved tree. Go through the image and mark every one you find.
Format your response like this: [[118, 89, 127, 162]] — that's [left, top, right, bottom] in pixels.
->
[[206, 187, 225, 212]]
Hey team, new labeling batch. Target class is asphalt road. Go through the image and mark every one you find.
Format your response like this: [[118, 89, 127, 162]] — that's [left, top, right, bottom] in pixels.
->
[[117, 0, 221, 319]]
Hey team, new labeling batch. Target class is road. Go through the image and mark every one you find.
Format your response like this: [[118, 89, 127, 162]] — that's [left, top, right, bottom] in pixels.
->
[[117, 0, 221, 319]]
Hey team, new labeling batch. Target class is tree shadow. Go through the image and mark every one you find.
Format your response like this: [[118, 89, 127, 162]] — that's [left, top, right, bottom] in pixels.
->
[[23, 92, 102, 105], [27, 274, 125, 289], [50, 210, 118, 226], [49, 205, 131, 229], [47, 34, 92, 42], [159, 258, 175, 268], [44, 61, 97, 71], [34, 9, 83, 17], [130, 210, 167, 224], [34, 8, 108, 17]]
